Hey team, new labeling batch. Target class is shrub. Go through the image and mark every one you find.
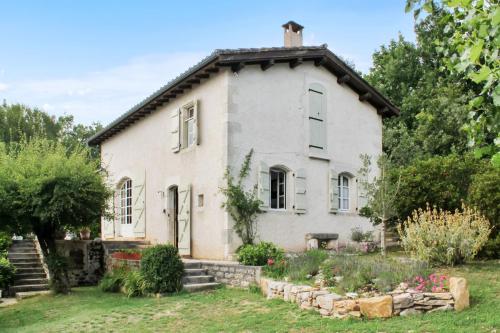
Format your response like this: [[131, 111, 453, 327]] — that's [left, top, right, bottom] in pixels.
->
[[45, 253, 71, 294], [99, 268, 127, 293], [0, 257, 16, 289], [122, 270, 149, 298], [0, 232, 12, 256], [350, 228, 373, 242], [477, 234, 500, 259], [237, 242, 284, 266], [398, 204, 491, 266], [140, 245, 184, 294]]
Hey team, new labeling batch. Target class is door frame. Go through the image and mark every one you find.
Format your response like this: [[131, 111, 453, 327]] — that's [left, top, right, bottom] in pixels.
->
[[167, 185, 179, 248]]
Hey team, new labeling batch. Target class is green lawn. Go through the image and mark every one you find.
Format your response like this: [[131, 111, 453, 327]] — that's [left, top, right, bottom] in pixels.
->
[[0, 261, 498, 333]]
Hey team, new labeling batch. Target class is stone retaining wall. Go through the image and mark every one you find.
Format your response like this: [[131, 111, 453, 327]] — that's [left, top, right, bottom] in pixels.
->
[[106, 257, 141, 271], [260, 277, 469, 319], [55, 240, 104, 286], [198, 261, 262, 288]]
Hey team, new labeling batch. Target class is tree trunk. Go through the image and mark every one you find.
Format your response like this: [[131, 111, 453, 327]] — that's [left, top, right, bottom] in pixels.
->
[[380, 218, 387, 256]]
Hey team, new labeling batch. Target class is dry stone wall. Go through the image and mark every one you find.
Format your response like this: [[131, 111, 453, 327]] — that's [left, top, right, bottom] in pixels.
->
[[199, 261, 261, 288], [55, 240, 105, 286]]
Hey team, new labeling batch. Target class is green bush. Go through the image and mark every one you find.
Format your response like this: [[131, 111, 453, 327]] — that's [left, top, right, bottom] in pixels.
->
[[99, 268, 127, 293], [237, 242, 284, 266], [476, 234, 500, 259], [0, 232, 12, 256], [0, 257, 16, 289], [122, 270, 149, 298], [45, 253, 71, 294], [140, 245, 184, 294], [263, 249, 330, 281]]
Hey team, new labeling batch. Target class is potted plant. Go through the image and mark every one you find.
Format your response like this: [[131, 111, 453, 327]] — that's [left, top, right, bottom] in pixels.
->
[[79, 227, 91, 240]]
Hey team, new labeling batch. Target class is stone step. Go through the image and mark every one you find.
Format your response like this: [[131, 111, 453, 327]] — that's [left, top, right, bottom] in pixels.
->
[[13, 278, 48, 286], [14, 267, 45, 274], [184, 268, 207, 276], [183, 262, 201, 269], [15, 272, 47, 280], [9, 258, 42, 264], [183, 275, 214, 284], [10, 284, 50, 293], [8, 253, 39, 260], [183, 282, 220, 293], [16, 290, 52, 300], [11, 262, 44, 269], [8, 247, 36, 253]]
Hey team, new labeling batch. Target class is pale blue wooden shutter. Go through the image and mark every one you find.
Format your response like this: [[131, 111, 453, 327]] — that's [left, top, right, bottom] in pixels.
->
[[309, 83, 327, 150], [133, 171, 146, 237], [171, 108, 180, 152], [294, 168, 307, 213], [329, 169, 339, 213], [193, 100, 200, 145], [258, 161, 270, 210], [177, 184, 191, 256]]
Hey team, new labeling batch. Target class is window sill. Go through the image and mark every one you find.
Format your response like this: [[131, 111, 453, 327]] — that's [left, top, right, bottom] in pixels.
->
[[179, 144, 197, 154], [308, 152, 330, 161]]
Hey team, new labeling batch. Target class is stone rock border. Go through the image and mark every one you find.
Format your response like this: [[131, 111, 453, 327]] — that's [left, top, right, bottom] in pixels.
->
[[260, 276, 469, 319]]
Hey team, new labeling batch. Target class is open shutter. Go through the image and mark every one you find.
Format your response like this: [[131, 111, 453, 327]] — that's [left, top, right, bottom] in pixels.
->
[[329, 169, 339, 213], [171, 108, 180, 152], [193, 100, 200, 145], [103, 192, 117, 238], [258, 161, 270, 210], [357, 179, 368, 212], [177, 184, 191, 256], [294, 168, 307, 213], [309, 84, 327, 150], [133, 172, 146, 237]]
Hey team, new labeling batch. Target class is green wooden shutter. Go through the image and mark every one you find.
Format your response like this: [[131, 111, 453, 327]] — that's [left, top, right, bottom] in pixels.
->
[[258, 161, 270, 210], [171, 108, 180, 152], [329, 169, 339, 213], [294, 168, 307, 213], [133, 171, 146, 237]]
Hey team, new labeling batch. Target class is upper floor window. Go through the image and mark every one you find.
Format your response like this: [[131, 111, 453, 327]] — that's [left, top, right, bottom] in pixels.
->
[[120, 179, 133, 225], [171, 100, 199, 152], [338, 174, 349, 211], [308, 83, 327, 151], [183, 105, 196, 147], [270, 168, 286, 210]]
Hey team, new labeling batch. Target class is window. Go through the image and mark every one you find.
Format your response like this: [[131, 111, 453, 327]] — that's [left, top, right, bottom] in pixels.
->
[[183, 106, 196, 147], [120, 179, 133, 225], [338, 175, 349, 211], [197, 194, 204, 208], [308, 83, 326, 150], [270, 168, 286, 210]]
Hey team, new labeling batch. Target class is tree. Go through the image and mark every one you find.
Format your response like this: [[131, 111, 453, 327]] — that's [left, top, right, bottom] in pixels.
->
[[358, 154, 401, 256], [221, 149, 263, 245], [406, 0, 500, 166], [0, 138, 111, 254]]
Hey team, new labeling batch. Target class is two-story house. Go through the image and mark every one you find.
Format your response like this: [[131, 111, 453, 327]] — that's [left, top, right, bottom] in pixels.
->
[[88, 22, 399, 260]]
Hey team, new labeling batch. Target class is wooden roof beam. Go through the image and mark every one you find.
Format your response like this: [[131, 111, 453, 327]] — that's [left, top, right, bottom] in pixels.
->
[[206, 67, 219, 73], [195, 73, 209, 79], [359, 92, 372, 102], [231, 62, 245, 73], [314, 57, 326, 67], [289, 58, 303, 69], [337, 74, 350, 85], [187, 78, 201, 84], [378, 106, 389, 115], [260, 59, 275, 71]]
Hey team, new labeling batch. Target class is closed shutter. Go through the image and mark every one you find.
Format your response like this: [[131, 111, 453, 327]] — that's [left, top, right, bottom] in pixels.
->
[[177, 184, 191, 256], [309, 83, 327, 150], [192, 100, 200, 145], [133, 171, 146, 237], [258, 161, 270, 210], [171, 108, 180, 152], [294, 168, 307, 213], [329, 169, 339, 213], [103, 192, 117, 238], [357, 179, 368, 211]]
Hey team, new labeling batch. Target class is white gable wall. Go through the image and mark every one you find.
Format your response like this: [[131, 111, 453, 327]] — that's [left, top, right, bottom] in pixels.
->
[[227, 63, 382, 253]]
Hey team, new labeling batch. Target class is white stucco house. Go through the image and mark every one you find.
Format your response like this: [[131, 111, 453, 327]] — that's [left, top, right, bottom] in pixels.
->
[[88, 22, 399, 260]]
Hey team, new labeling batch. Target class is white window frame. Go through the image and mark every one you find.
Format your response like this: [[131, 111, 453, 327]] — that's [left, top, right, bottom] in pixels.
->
[[270, 168, 286, 210], [182, 104, 196, 148], [338, 174, 350, 212], [120, 179, 133, 225]]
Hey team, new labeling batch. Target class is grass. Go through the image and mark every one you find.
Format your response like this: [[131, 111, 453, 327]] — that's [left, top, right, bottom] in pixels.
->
[[0, 261, 498, 333]]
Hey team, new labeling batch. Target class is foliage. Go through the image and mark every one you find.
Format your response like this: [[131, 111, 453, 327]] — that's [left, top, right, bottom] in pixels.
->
[[358, 154, 401, 255], [0, 138, 111, 255], [406, 0, 500, 166], [122, 270, 149, 298], [0, 256, 16, 289], [45, 253, 71, 294], [221, 149, 262, 245], [99, 267, 127, 293], [398, 204, 491, 266], [0, 232, 12, 257], [394, 154, 478, 221], [236, 242, 284, 266], [477, 233, 500, 259], [350, 228, 373, 242], [140, 245, 184, 294], [321, 255, 430, 293], [263, 250, 330, 281]]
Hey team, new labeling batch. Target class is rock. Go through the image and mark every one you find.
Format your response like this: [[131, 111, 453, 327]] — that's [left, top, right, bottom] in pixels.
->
[[300, 302, 313, 310], [400, 308, 423, 316], [333, 300, 359, 315], [449, 277, 469, 311], [423, 292, 453, 300], [317, 293, 343, 311], [345, 292, 358, 299], [398, 282, 409, 290], [312, 290, 329, 298], [359, 295, 393, 318], [319, 308, 331, 316], [260, 278, 270, 297], [334, 276, 343, 283], [307, 238, 319, 250], [412, 293, 424, 301], [283, 284, 292, 302], [428, 304, 454, 313], [326, 239, 337, 250], [393, 293, 414, 309], [349, 310, 362, 318]]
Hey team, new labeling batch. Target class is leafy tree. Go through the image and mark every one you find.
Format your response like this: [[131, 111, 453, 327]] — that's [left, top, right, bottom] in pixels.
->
[[0, 138, 111, 254], [406, 0, 500, 166], [221, 149, 262, 245], [358, 154, 401, 256]]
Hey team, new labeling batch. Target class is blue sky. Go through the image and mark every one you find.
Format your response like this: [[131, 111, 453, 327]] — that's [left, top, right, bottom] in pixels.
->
[[0, 0, 416, 125]]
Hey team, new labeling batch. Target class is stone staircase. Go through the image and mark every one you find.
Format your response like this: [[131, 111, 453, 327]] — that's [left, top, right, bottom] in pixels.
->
[[8, 240, 50, 296], [183, 261, 220, 292]]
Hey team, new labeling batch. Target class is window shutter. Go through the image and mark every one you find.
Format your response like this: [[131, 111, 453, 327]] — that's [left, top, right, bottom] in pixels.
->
[[193, 100, 199, 145], [133, 171, 146, 237], [103, 192, 117, 238], [171, 108, 180, 152], [177, 184, 191, 256], [329, 169, 339, 213], [258, 161, 270, 210], [357, 179, 368, 211], [294, 168, 307, 213], [309, 84, 327, 150]]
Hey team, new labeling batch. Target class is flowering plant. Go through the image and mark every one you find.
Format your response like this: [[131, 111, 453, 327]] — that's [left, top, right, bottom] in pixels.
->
[[267, 258, 275, 266], [413, 273, 448, 292]]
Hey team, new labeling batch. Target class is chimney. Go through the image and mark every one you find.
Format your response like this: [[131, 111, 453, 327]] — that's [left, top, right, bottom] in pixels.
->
[[282, 21, 304, 47]]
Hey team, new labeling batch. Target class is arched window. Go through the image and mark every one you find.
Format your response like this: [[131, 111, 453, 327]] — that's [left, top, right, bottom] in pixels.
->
[[120, 179, 133, 225], [270, 168, 286, 210], [338, 174, 350, 211]]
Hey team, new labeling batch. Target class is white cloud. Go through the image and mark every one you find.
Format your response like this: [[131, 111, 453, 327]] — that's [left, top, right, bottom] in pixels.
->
[[0, 52, 207, 124]]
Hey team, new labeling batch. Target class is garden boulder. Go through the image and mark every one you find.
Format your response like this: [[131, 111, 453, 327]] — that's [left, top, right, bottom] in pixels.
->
[[449, 277, 469, 311], [359, 295, 393, 318]]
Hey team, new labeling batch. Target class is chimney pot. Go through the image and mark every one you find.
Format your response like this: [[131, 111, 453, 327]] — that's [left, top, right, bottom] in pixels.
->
[[282, 21, 303, 47]]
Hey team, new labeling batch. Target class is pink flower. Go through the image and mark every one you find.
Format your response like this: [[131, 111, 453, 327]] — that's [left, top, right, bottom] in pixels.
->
[[267, 258, 275, 266]]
